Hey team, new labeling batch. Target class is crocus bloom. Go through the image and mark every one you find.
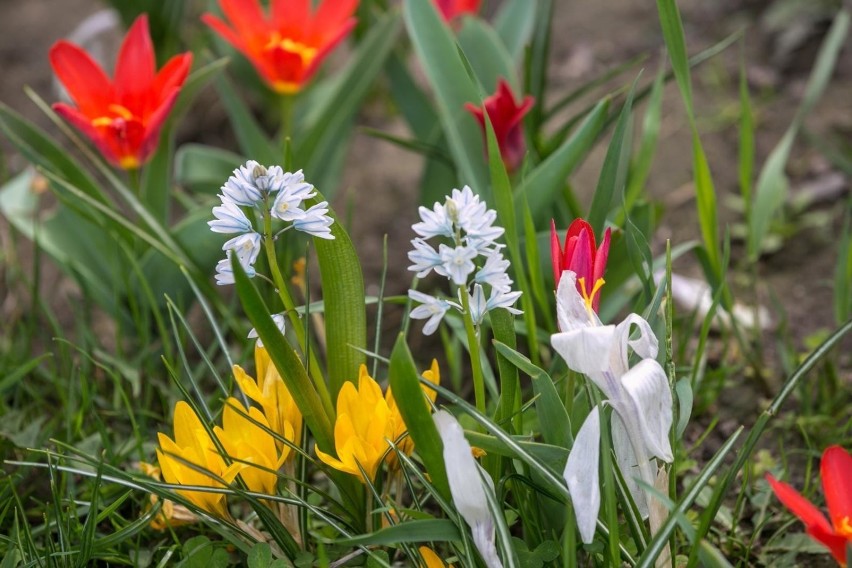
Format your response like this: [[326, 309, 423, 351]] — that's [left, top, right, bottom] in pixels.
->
[[551, 272, 673, 544], [316, 364, 438, 481], [434, 0, 480, 22], [433, 410, 503, 568], [767, 446, 852, 566], [139, 462, 198, 531], [214, 397, 289, 496], [419, 546, 451, 567], [202, 0, 358, 95], [465, 79, 534, 173], [156, 402, 243, 518], [550, 218, 611, 313], [50, 15, 192, 169], [233, 344, 302, 453]]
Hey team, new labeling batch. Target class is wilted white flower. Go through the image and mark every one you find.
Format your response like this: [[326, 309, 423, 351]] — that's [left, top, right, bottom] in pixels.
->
[[552, 271, 673, 544], [433, 411, 504, 568]]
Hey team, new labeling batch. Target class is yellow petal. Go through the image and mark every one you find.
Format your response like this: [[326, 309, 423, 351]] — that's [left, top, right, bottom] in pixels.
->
[[233, 365, 264, 406], [421, 360, 440, 405], [418, 546, 447, 568]]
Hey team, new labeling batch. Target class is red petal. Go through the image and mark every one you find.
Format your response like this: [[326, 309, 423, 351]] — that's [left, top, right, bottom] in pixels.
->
[[593, 227, 612, 283], [149, 53, 192, 115], [550, 219, 563, 287], [464, 101, 486, 125], [312, 0, 359, 40], [53, 103, 121, 165], [114, 15, 156, 112], [49, 41, 113, 117], [822, 446, 852, 535], [273, 0, 310, 38], [139, 89, 181, 163], [219, 0, 270, 50], [809, 523, 852, 566], [302, 17, 356, 83], [767, 474, 836, 534]]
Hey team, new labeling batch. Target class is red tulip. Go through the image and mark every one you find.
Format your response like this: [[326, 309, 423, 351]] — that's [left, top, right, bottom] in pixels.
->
[[434, 0, 481, 22], [202, 0, 358, 95], [50, 15, 192, 170], [550, 218, 611, 313], [767, 446, 852, 566], [465, 78, 534, 173]]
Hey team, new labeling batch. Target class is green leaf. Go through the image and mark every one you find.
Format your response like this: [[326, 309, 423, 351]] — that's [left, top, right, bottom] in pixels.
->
[[247, 543, 272, 568], [230, 253, 335, 453], [493, 342, 570, 449], [339, 519, 460, 546], [404, 0, 489, 196], [312, 192, 367, 400], [215, 73, 277, 164], [588, 77, 637, 235], [457, 18, 517, 92], [388, 335, 451, 500], [515, 99, 609, 224], [493, 0, 537, 60], [748, 9, 849, 260], [175, 143, 243, 195]]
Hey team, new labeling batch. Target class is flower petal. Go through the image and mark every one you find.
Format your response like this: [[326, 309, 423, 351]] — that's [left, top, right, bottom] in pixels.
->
[[611, 412, 648, 518], [49, 41, 113, 117], [821, 445, 852, 534], [551, 326, 617, 390], [564, 406, 601, 544], [611, 313, 658, 375], [619, 358, 673, 463], [114, 16, 156, 110]]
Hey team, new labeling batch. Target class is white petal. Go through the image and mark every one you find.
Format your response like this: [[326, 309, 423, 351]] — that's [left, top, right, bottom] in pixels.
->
[[551, 326, 617, 390], [611, 314, 658, 374], [620, 359, 673, 462], [555, 271, 601, 332], [564, 406, 601, 544], [611, 413, 649, 518]]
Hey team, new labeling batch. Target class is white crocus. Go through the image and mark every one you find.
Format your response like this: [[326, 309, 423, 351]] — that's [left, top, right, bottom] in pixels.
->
[[552, 271, 673, 544], [433, 411, 503, 568]]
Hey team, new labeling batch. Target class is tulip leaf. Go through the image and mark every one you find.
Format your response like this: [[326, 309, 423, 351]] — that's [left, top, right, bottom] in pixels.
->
[[311, 192, 367, 400], [296, 10, 402, 190], [215, 74, 278, 165], [388, 334, 451, 500], [525, 0, 554, 132], [747, 9, 849, 260], [493, 0, 537, 61], [404, 0, 488, 197], [0, 102, 107, 205], [457, 18, 517, 93], [339, 519, 460, 546], [230, 253, 335, 453], [493, 341, 571, 449], [587, 76, 637, 236], [515, 99, 609, 225], [175, 143, 244, 195]]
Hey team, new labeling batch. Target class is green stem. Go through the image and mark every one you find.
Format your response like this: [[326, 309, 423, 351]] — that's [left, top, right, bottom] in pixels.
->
[[459, 287, 486, 414], [262, 210, 334, 418]]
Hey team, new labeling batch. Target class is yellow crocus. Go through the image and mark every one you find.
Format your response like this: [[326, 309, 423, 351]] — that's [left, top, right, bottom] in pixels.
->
[[138, 462, 198, 531], [317, 361, 440, 481], [419, 546, 453, 568], [156, 401, 242, 518], [233, 345, 302, 453], [214, 397, 291, 496]]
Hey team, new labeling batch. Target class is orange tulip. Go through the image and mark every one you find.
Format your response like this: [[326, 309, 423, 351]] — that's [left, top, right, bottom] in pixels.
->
[[767, 446, 852, 566], [203, 0, 358, 95], [50, 15, 192, 170]]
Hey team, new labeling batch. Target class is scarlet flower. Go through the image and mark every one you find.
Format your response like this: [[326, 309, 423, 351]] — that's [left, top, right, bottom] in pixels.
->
[[202, 0, 358, 95], [434, 0, 481, 22], [50, 15, 192, 170], [465, 78, 534, 173], [767, 446, 852, 566], [550, 218, 611, 313]]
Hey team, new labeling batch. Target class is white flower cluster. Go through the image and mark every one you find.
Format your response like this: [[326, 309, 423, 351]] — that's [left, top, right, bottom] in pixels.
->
[[208, 161, 334, 285], [407, 186, 521, 335]]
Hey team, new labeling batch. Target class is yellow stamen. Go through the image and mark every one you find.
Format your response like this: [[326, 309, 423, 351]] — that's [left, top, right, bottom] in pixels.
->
[[108, 104, 135, 121], [578, 276, 606, 314], [839, 516, 852, 538], [119, 156, 140, 170], [91, 104, 138, 128], [265, 32, 317, 66]]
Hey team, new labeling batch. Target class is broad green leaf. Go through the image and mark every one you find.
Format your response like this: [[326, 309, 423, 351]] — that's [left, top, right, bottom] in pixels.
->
[[174, 143, 244, 195], [230, 254, 335, 453], [587, 77, 637, 235], [388, 335, 451, 500], [404, 0, 488, 196], [493, 342, 570, 448], [491, 310, 520, 432], [312, 192, 367, 400], [340, 519, 460, 546], [515, 99, 609, 224], [493, 0, 537, 60], [457, 18, 517, 92], [747, 9, 849, 260]]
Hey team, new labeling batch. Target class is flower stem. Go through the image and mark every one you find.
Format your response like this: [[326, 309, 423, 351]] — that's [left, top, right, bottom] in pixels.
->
[[459, 287, 486, 415], [262, 209, 334, 418]]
